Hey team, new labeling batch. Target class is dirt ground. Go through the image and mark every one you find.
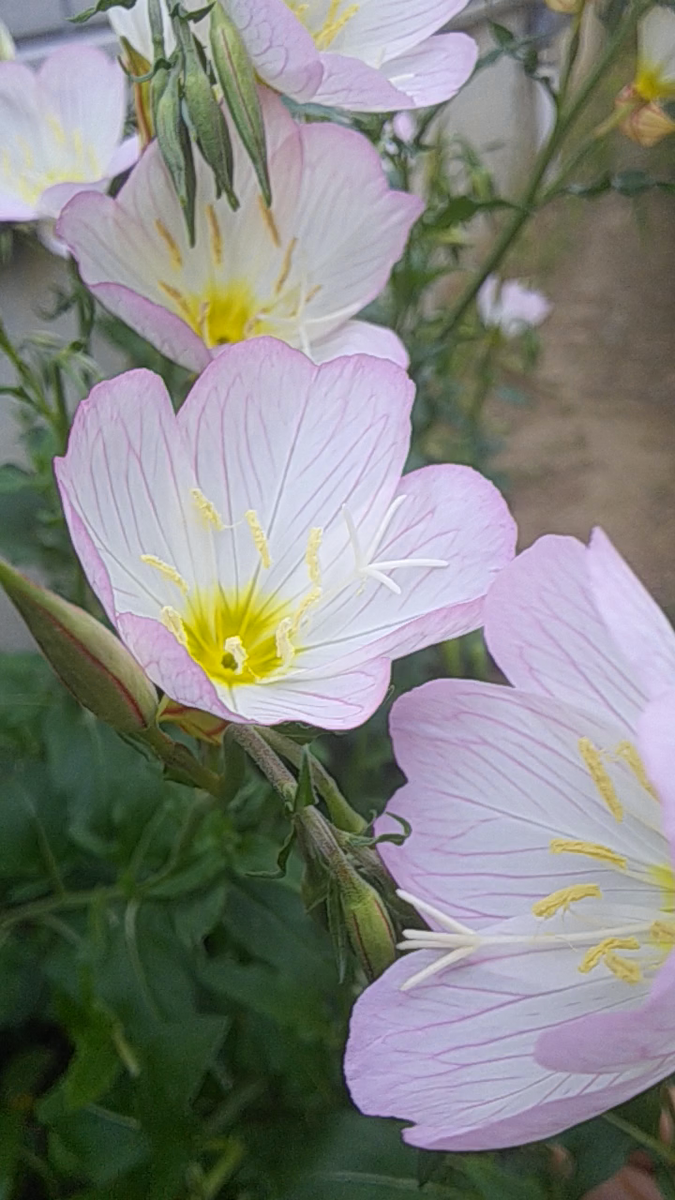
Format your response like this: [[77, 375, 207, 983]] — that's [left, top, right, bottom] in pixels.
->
[[492, 190, 675, 611]]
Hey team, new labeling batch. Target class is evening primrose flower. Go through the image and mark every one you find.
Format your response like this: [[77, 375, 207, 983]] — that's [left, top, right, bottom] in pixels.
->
[[346, 530, 675, 1148], [54, 339, 515, 730], [477, 275, 551, 338], [57, 91, 421, 370], [617, 7, 675, 147], [0, 46, 138, 234], [109, 0, 478, 112]]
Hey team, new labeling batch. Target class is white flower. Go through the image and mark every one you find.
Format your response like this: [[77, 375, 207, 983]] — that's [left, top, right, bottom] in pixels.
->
[[477, 275, 552, 338]]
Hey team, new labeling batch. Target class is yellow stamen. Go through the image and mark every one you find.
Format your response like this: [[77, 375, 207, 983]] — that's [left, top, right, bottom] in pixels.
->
[[159, 280, 194, 323], [549, 839, 627, 869], [579, 737, 624, 821], [245, 510, 271, 568], [314, 0, 359, 49], [161, 605, 187, 646], [532, 883, 603, 919], [155, 219, 183, 269], [305, 527, 322, 586], [578, 936, 641, 974], [206, 204, 223, 265], [292, 585, 322, 633], [604, 952, 642, 984], [191, 487, 225, 531], [223, 634, 248, 674], [258, 197, 281, 248], [275, 617, 295, 669], [274, 237, 297, 296], [615, 740, 659, 799], [140, 554, 189, 594], [650, 919, 675, 945]]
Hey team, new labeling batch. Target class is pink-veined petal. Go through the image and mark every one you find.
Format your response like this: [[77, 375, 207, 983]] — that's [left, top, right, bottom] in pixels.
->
[[380, 33, 478, 109], [176, 340, 415, 599], [89, 283, 211, 374], [311, 320, 409, 367], [485, 535, 647, 728], [295, 120, 423, 332], [378, 678, 667, 926], [300, 464, 515, 671], [588, 527, 675, 700], [216, 655, 391, 728], [0, 62, 44, 219], [345, 949, 671, 1151], [638, 689, 675, 853], [116, 613, 228, 717], [106, 134, 141, 178], [54, 369, 217, 625], [38, 46, 127, 172], [327, 0, 471, 62], [224, 0, 323, 101], [313, 52, 411, 111]]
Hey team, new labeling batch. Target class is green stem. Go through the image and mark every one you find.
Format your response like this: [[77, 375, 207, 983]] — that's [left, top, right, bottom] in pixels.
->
[[137, 724, 225, 799], [225, 724, 297, 805], [603, 1112, 675, 1166], [438, 0, 648, 338], [51, 362, 70, 453], [258, 728, 367, 834], [0, 885, 123, 931]]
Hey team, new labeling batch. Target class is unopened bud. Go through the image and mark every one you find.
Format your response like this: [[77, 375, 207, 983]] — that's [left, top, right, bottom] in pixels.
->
[[175, 16, 237, 209], [158, 697, 229, 744], [616, 85, 675, 147], [209, 5, 271, 206], [0, 557, 158, 732], [0, 19, 16, 61], [154, 62, 197, 245]]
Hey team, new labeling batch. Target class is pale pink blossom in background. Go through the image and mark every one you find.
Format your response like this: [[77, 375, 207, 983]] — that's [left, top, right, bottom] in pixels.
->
[[55, 339, 515, 730], [477, 274, 552, 337], [57, 91, 421, 370], [109, 0, 478, 113], [0, 46, 138, 251], [346, 530, 675, 1149]]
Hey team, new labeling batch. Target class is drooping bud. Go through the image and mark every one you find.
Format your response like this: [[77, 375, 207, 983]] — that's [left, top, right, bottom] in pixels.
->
[[154, 61, 197, 245], [0, 557, 158, 733], [616, 85, 675, 148], [209, 4, 272, 206], [158, 697, 229, 744], [295, 805, 396, 981], [174, 13, 238, 210], [0, 19, 16, 61]]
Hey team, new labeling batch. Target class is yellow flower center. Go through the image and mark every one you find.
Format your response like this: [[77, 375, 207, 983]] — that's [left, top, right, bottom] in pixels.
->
[[1, 120, 100, 208], [285, 0, 360, 50], [180, 586, 296, 686]]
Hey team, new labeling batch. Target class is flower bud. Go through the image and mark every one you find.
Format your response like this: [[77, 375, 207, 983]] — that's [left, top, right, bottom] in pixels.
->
[[209, 4, 271, 206], [175, 16, 238, 210], [340, 871, 397, 981], [0, 557, 158, 733], [158, 697, 229, 744], [0, 19, 16, 61], [616, 85, 675, 147], [154, 62, 197, 245]]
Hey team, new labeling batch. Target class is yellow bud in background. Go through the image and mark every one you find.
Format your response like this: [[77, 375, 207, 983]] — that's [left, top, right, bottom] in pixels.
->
[[544, 0, 583, 14], [0, 19, 15, 61], [0, 557, 158, 733], [616, 84, 675, 147]]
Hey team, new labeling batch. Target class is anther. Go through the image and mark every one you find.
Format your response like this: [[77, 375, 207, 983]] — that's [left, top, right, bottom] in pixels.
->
[[141, 554, 189, 594], [305, 527, 322, 586], [155, 219, 183, 269], [245, 510, 271, 568], [579, 737, 624, 821], [275, 617, 295, 669], [604, 952, 642, 984], [159, 281, 193, 323], [578, 936, 641, 974], [161, 605, 187, 646], [191, 488, 225, 531], [206, 204, 223, 265], [615, 740, 659, 800], [532, 883, 602, 918], [549, 839, 627, 869], [258, 198, 281, 248], [223, 635, 248, 674]]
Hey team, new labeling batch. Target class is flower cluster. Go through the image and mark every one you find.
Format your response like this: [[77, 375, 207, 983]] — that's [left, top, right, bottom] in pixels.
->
[[0, 0, 672, 1171]]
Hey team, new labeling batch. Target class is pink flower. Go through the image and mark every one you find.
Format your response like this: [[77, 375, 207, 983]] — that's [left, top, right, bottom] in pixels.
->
[[477, 275, 552, 337], [0, 46, 137, 230], [57, 91, 421, 370], [109, 0, 478, 113], [54, 339, 515, 731], [345, 529, 675, 1148]]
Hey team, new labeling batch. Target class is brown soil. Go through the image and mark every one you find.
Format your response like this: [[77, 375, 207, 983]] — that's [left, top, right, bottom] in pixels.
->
[[492, 191, 675, 610]]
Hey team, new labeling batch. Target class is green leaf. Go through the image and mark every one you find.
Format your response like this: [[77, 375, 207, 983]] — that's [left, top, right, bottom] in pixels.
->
[[558, 1114, 638, 1196], [38, 1092, 150, 1187], [71, 0, 136, 21]]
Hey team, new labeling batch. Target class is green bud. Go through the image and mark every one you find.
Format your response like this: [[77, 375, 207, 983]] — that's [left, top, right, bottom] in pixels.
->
[[209, 5, 271, 206], [340, 871, 397, 982], [154, 61, 197, 246], [175, 17, 238, 209], [0, 557, 158, 733], [0, 19, 16, 62]]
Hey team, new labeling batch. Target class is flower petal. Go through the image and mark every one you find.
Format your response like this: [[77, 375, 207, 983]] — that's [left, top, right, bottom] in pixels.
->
[[378, 678, 667, 926], [176, 339, 415, 596], [345, 950, 669, 1150], [311, 320, 409, 367], [0, 62, 43, 218], [328, 0, 471, 62], [116, 613, 228, 717], [217, 656, 391, 728], [588, 527, 675, 701], [380, 33, 479, 109], [54, 369, 217, 625], [485, 535, 647, 728], [301, 464, 515, 670], [638, 688, 675, 853], [226, 0, 323, 101], [38, 46, 127, 173], [313, 52, 412, 111], [89, 283, 211, 374]]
